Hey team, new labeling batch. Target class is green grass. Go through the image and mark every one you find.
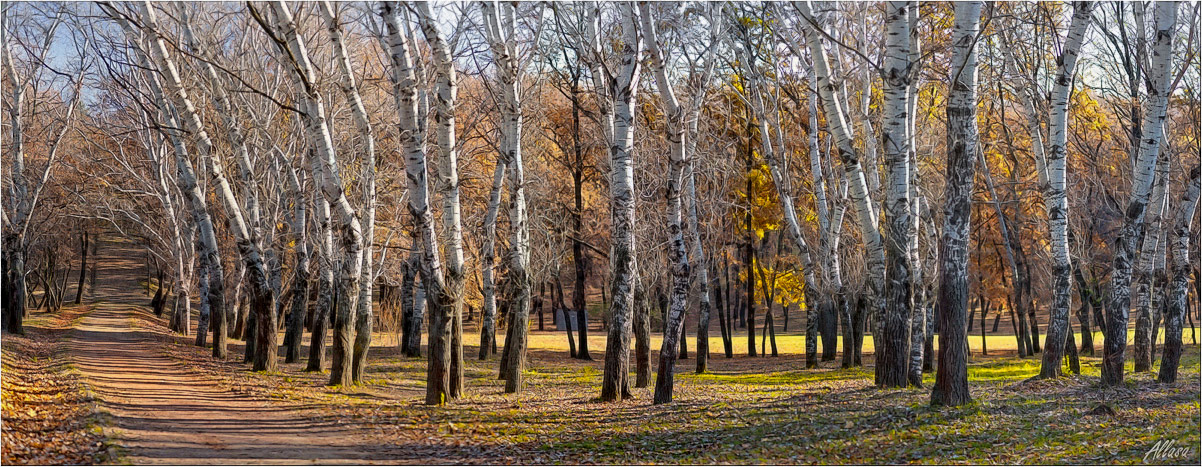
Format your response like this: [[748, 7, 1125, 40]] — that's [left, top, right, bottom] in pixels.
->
[[156, 307, 1201, 464]]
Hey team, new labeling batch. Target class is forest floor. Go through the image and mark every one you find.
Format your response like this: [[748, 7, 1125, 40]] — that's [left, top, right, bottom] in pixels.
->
[[2, 237, 1200, 464]]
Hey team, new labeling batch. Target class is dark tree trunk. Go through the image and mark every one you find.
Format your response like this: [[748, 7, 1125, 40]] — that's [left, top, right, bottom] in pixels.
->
[[634, 287, 652, 388], [556, 276, 576, 358], [305, 271, 334, 372], [820, 300, 838, 361], [1073, 265, 1094, 356], [284, 263, 310, 363], [853, 294, 867, 366], [536, 281, 546, 332], [499, 300, 516, 380], [841, 291, 856, 368], [980, 299, 988, 356], [745, 240, 756, 356], [400, 258, 421, 357], [74, 232, 88, 304], [243, 295, 257, 364], [922, 291, 935, 372], [714, 264, 733, 359], [1158, 166, 1200, 383]]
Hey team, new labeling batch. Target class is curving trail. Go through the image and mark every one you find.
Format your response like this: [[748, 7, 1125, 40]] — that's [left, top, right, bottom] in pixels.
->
[[65, 239, 399, 464]]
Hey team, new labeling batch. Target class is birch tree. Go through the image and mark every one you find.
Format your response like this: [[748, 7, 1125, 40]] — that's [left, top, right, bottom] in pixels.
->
[[415, 0, 468, 399], [931, 0, 982, 408], [1158, 166, 1200, 383], [1101, 0, 1177, 386], [317, 0, 377, 384], [1133, 153, 1170, 372], [98, 3, 234, 359], [796, 1, 887, 383], [138, 0, 282, 371], [598, 2, 642, 402], [1035, 1, 1094, 379], [169, 3, 283, 367], [252, 0, 365, 385], [378, 1, 457, 403], [639, 1, 691, 404], [733, 5, 821, 370], [480, 0, 536, 395], [878, 1, 916, 389], [1, 8, 82, 334]]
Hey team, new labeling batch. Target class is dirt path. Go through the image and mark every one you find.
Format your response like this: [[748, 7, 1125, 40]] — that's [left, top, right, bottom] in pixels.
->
[[65, 239, 402, 464]]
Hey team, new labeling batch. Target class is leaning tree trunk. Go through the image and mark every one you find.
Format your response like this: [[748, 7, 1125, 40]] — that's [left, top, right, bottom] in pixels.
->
[[416, 2, 467, 397], [931, 0, 981, 408], [479, 160, 506, 360], [259, 0, 364, 385], [306, 197, 335, 372], [283, 173, 310, 364], [73, 232, 88, 304], [799, 1, 886, 384], [379, 1, 454, 403], [641, 3, 692, 404], [317, 0, 377, 385], [1039, 1, 1094, 380], [1134, 154, 1170, 372], [1158, 166, 1200, 383], [481, 1, 533, 395], [158, 3, 276, 371], [571, 79, 592, 361], [688, 166, 713, 374], [1102, 1, 1175, 386], [101, 6, 227, 357], [599, 3, 642, 403]]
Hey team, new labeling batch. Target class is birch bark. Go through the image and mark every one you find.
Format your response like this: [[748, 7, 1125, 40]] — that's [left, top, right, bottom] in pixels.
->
[[1037, 1, 1094, 379], [639, 2, 690, 404], [931, 0, 982, 408], [1158, 166, 1200, 383], [479, 161, 506, 359], [481, 0, 534, 395], [797, 1, 886, 383], [100, 3, 230, 358], [599, 2, 642, 402], [1102, 1, 1176, 386], [878, 1, 916, 389], [1133, 152, 1170, 372], [318, 0, 377, 385], [416, 1, 467, 398], [258, 0, 364, 385], [379, 1, 454, 403]]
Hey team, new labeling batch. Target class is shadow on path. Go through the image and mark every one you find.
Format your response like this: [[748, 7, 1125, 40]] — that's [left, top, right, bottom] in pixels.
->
[[65, 238, 464, 464]]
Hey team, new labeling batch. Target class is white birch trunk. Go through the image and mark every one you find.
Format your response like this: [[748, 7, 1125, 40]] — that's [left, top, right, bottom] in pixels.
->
[[318, 0, 377, 385], [1038, 1, 1094, 379], [1133, 151, 1170, 371], [481, 0, 533, 395], [260, 0, 364, 385], [415, 2, 467, 398], [797, 0, 886, 383], [100, 4, 229, 358], [931, 0, 982, 408], [1157, 166, 1200, 383], [479, 160, 507, 360], [599, 2, 642, 402], [1102, 1, 1176, 386], [878, 1, 916, 389], [640, 3, 691, 404], [378, 1, 454, 403]]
